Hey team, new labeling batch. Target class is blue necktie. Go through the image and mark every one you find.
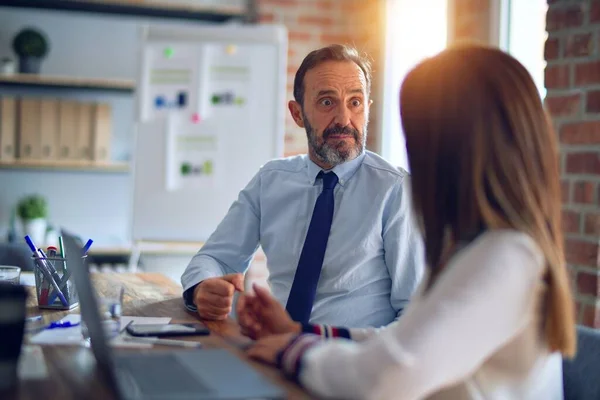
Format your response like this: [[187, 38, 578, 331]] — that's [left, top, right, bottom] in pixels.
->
[[286, 171, 339, 323]]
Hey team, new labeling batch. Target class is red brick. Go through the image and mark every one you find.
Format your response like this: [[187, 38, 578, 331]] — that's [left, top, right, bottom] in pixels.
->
[[258, 12, 275, 23], [565, 152, 600, 175], [563, 210, 581, 233], [565, 33, 593, 58], [577, 271, 599, 297], [573, 181, 595, 204], [544, 37, 560, 60], [584, 213, 600, 235], [545, 64, 570, 89], [283, 150, 305, 157], [591, 1, 600, 23], [320, 34, 353, 44], [288, 30, 312, 42], [586, 90, 600, 113], [565, 238, 599, 267], [575, 61, 600, 86], [545, 94, 580, 117], [258, 0, 298, 7], [562, 180, 571, 202], [287, 65, 299, 75], [297, 16, 334, 26], [560, 121, 600, 144], [546, 5, 584, 32], [581, 303, 600, 329], [315, 0, 334, 11]]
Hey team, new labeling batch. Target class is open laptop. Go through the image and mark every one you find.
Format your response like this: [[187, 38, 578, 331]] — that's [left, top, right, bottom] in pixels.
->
[[64, 235, 284, 400]]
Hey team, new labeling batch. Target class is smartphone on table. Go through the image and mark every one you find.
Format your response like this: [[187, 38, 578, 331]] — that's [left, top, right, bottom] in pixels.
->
[[126, 323, 210, 337]]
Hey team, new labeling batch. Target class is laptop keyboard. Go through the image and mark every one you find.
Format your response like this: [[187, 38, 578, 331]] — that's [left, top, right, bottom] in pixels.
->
[[119, 354, 213, 396]]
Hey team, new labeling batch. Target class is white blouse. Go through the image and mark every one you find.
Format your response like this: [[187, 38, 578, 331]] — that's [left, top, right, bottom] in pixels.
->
[[298, 230, 564, 399]]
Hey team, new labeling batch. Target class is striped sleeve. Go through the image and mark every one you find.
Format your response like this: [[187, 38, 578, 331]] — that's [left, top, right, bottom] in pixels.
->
[[277, 334, 324, 381], [301, 323, 352, 339]]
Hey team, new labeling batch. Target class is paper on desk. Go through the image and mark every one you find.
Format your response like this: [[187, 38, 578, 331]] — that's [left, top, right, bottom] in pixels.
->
[[29, 314, 171, 347], [18, 345, 48, 380], [29, 314, 83, 345]]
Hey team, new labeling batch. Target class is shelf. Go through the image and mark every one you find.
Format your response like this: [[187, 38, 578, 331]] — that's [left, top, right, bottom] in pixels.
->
[[0, 160, 130, 173], [0, 0, 248, 22], [0, 74, 135, 92]]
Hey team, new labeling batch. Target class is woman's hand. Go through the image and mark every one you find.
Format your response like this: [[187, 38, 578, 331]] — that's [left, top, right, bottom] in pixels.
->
[[236, 283, 301, 340], [246, 333, 298, 365]]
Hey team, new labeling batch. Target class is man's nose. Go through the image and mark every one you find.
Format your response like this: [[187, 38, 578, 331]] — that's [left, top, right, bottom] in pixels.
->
[[333, 105, 352, 126]]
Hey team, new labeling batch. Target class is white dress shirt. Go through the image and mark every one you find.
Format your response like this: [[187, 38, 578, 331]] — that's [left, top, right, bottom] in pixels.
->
[[181, 151, 425, 327], [298, 230, 564, 399]]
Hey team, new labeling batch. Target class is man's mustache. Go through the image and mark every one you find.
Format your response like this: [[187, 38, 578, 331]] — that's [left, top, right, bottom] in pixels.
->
[[323, 125, 359, 140]]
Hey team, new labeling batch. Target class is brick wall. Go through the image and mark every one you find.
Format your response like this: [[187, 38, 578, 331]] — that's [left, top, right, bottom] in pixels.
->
[[545, 0, 600, 329], [452, 0, 600, 328]]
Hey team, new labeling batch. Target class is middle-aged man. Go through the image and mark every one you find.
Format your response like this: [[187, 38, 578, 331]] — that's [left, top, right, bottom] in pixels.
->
[[181, 44, 424, 329]]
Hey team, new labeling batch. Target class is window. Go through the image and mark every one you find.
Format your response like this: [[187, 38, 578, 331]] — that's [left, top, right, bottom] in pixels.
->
[[380, 0, 449, 170], [497, 0, 548, 99]]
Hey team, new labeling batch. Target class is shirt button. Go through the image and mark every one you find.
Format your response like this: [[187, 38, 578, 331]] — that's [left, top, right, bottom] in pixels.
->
[[339, 180, 344, 185]]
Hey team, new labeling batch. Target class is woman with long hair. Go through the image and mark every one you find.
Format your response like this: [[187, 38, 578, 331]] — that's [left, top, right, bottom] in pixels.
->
[[241, 44, 577, 399]]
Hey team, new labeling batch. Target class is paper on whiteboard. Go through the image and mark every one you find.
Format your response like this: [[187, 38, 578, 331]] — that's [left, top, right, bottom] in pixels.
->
[[165, 116, 218, 191], [141, 43, 209, 121], [205, 44, 252, 117]]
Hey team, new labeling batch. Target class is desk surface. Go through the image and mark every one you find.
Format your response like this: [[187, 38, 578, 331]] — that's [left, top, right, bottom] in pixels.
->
[[9, 273, 311, 399]]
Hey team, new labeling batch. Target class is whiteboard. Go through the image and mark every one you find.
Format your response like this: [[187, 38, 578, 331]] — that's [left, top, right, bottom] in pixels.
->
[[131, 24, 288, 242]]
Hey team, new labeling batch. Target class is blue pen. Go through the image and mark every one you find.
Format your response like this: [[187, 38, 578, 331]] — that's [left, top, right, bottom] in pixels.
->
[[82, 239, 93, 254], [46, 320, 80, 329], [47, 240, 91, 305], [24, 236, 69, 307], [37, 248, 65, 293]]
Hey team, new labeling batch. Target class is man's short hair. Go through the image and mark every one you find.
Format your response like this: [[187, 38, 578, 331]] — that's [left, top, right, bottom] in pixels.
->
[[293, 44, 372, 106]]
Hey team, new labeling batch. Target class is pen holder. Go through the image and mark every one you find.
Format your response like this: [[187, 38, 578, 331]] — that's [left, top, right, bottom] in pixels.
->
[[33, 255, 82, 310]]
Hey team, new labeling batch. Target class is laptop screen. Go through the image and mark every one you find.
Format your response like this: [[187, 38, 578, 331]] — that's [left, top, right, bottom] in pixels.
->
[[63, 235, 122, 398]]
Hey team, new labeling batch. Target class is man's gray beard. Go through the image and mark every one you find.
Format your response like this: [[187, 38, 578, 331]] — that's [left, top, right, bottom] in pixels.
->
[[304, 115, 367, 167]]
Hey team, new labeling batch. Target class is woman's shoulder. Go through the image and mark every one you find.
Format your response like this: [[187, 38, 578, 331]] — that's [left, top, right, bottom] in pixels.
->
[[451, 229, 546, 279]]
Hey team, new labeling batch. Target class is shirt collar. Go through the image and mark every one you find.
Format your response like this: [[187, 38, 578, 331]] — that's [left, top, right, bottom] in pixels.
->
[[305, 151, 366, 187]]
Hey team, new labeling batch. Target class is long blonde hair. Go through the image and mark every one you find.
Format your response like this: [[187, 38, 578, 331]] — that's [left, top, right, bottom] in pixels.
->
[[400, 43, 576, 357]]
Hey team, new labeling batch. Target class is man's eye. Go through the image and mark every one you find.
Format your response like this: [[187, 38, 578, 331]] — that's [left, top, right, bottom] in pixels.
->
[[351, 99, 362, 107], [320, 99, 333, 106]]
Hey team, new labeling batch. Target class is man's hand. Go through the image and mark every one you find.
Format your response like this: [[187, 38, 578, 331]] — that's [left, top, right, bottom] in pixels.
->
[[193, 273, 244, 320], [236, 283, 301, 339]]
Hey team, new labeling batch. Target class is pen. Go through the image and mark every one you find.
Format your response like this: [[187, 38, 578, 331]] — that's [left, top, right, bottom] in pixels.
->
[[38, 248, 69, 306], [25, 236, 68, 307], [26, 315, 43, 323], [122, 336, 202, 348], [48, 238, 92, 305], [58, 236, 65, 259], [82, 239, 93, 254], [46, 320, 80, 329]]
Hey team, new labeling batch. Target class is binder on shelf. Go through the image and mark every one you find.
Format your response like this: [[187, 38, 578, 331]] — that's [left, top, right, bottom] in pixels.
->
[[76, 102, 93, 160], [40, 99, 60, 161], [91, 103, 112, 163], [0, 97, 17, 162], [58, 100, 78, 160], [18, 98, 41, 160]]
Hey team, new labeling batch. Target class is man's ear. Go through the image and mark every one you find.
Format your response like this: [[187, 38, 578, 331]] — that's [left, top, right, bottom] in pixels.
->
[[288, 100, 305, 128]]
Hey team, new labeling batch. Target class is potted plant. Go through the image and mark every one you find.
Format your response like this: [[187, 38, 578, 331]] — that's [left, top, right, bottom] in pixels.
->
[[12, 28, 50, 74], [17, 194, 48, 245]]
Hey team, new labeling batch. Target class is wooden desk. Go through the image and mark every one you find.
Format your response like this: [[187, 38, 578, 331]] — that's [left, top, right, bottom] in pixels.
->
[[9, 273, 311, 399]]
